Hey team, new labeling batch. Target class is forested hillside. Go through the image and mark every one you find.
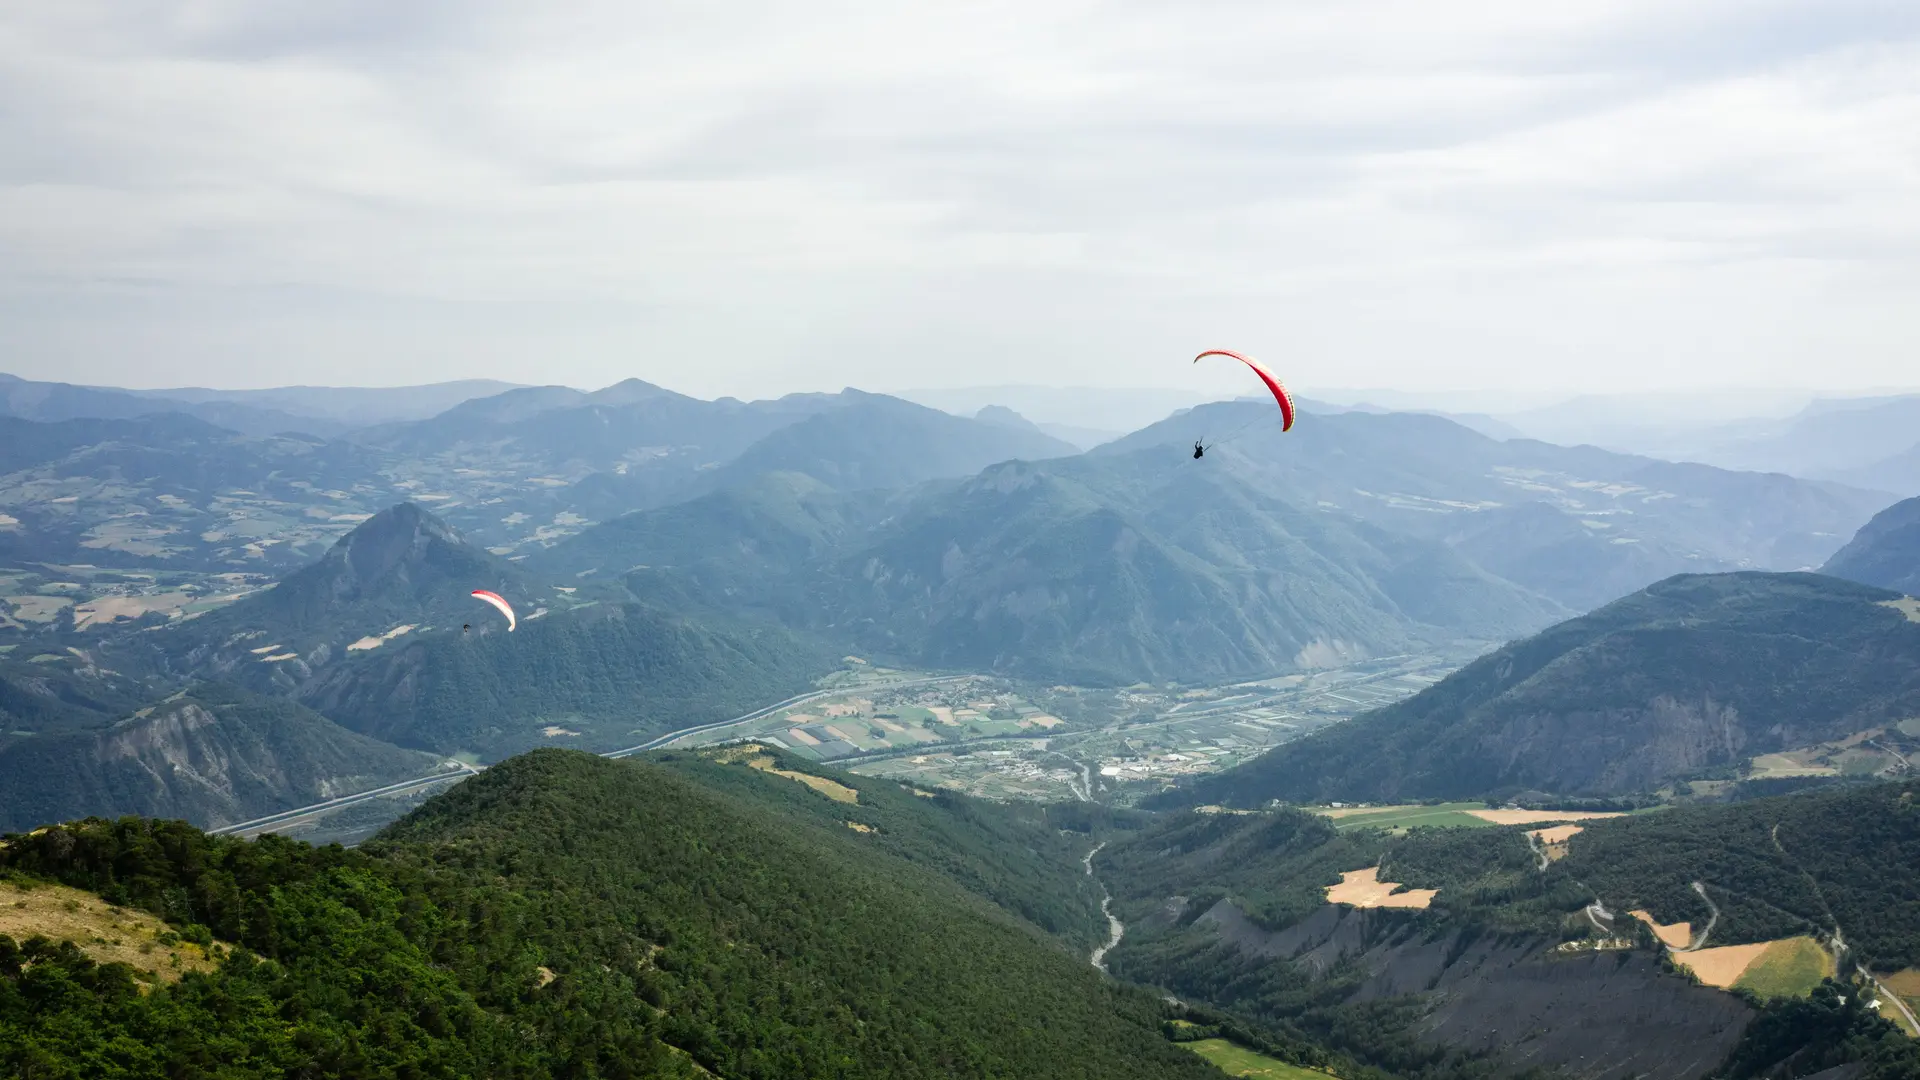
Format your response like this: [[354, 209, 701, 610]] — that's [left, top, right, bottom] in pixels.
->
[[1169, 572, 1920, 806], [1824, 495, 1920, 594], [1097, 780, 1920, 1080], [0, 749, 1219, 1079], [0, 684, 442, 833], [544, 449, 1569, 685], [295, 601, 831, 756]]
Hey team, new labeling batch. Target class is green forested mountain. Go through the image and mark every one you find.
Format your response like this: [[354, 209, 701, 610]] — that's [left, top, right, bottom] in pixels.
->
[[0, 683, 443, 833], [1824, 495, 1920, 594], [1104, 404, 1893, 611], [543, 448, 1569, 685], [1097, 781, 1920, 1080], [295, 600, 831, 756], [0, 650, 152, 741], [538, 470, 897, 599], [187, 502, 537, 657], [0, 748, 1219, 1079], [130, 503, 831, 758], [133, 501, 550, 710], [1170, 572, 1920, 806], [827, 453, 1565, 683]]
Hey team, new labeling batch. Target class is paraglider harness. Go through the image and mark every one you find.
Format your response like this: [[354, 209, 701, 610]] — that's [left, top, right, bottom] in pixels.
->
[[1192, 441, 1206, 459]]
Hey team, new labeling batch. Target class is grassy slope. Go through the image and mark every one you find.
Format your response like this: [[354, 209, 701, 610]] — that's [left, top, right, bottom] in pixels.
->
[[1181, 1038, 1337, 1079]]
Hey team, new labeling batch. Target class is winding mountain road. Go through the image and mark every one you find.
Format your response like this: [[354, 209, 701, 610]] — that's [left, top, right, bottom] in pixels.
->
[[1680, 881, 1720, 951]]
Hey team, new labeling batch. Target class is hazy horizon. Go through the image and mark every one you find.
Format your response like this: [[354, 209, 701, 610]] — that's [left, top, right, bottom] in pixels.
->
[[3, 3, 1917, 401]]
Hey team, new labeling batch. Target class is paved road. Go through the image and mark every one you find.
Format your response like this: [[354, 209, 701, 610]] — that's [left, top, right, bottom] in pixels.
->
[[209, 675, 971, 837], [209, 764, 480, 837]]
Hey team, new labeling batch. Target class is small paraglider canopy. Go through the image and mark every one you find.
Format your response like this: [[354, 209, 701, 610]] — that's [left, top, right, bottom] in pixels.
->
[[1194, 349, 1295, 432], [471, 590, 516, 632]]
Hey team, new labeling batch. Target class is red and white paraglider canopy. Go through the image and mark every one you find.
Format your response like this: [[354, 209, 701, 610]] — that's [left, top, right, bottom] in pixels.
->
[[471, 589, 516, 631], [1195, 349, 1295, 432]]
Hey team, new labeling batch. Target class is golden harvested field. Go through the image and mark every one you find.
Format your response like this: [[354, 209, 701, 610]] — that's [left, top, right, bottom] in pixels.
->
[[784, 727, 822, 746], [1631, 910, 1693, 949], [71, 592, 195, 629], [0, 878, 221, 986], [348, 624, 416, 651], [746, 755, 860, 804], [1465, 809, 1627, 825], [1325, 867, 1436, 909], [1529, 824, 1584, 844], [1674, 942, 1774, 988], [4, 595, 73, 622], [1883, 969, 1920, 997]]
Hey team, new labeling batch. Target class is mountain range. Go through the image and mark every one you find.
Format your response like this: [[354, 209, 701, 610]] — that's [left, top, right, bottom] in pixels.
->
[[6, 371, 1920, 1079], [542, 447, 1570, 685], [1104, 402, 1894, 611]]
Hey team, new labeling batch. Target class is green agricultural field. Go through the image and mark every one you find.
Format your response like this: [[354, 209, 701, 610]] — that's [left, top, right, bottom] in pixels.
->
[[1732, 937, 1833, 1000], [1179, 1039, 1335, 1079], [1318, 802, 1495, 832]]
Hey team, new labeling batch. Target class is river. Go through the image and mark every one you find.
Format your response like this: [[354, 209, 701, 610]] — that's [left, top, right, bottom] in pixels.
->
[[1083, 841, 1125, 971]]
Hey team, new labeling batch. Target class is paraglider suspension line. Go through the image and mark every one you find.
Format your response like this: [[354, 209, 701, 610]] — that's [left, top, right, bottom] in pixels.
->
[[1196, 409, 1271, 456]]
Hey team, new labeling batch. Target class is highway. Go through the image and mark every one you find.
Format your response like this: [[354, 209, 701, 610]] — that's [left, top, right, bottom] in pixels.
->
[[209, 674, 971, 837]]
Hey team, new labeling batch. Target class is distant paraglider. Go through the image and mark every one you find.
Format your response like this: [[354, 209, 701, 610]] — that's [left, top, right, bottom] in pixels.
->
[[1189, 348, 1296, 458], [470, 590, 516, 632], [1194, 349, 1295, 431]]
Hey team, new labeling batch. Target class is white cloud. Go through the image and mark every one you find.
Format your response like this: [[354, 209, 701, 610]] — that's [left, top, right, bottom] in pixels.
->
[[0, 1, 1916, 398]]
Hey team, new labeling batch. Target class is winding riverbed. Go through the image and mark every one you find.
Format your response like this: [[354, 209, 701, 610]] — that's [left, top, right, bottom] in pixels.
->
[[1084, 841, 1125, 971]]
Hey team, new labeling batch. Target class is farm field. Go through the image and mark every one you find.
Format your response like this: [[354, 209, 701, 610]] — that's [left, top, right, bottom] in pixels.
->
[[1325, 866, 1436, 909], [0, 565, 269, 630], [848, 651, 1471, 803], [1746, 729, 1917, 781], [1881, 969, 1920, 1035], [1675, 943, 1773, 988], [1732, 937, 1833, 1000], [1178, 1038, 1336, 1080], [1465, 808, 1627, 825], [1316, 802, 1498, 831], [1632, 911, 1695, 949], [1314, 803, 1630, 832]]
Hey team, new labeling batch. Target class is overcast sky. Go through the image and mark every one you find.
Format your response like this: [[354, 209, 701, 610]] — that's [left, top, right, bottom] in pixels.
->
[[3, 1, 1917, 401]]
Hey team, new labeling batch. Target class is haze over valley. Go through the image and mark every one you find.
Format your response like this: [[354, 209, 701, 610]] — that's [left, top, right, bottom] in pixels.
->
[[6, 3, 1920, 1077]]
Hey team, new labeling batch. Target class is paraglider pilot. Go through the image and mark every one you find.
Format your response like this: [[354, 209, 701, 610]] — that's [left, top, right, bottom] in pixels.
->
[[1193, 441, 1205, 460]]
